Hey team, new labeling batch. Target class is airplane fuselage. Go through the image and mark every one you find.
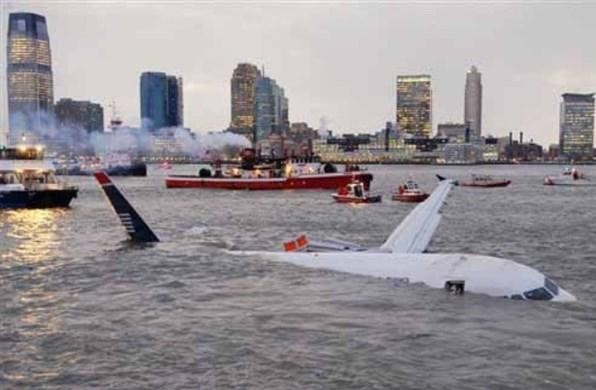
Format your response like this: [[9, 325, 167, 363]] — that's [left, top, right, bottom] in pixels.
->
[[241, 251, 576, 302]]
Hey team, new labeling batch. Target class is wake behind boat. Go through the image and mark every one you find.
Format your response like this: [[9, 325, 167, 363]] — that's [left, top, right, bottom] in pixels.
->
[[1, 145, 78, 209]]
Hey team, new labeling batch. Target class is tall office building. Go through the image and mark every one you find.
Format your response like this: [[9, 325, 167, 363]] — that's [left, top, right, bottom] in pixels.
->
[[140, 72, 183, 130], [396, 75, 432, 138], [230, 63, 261, 130], [54, 98, 104, 132], [559, 93, 594, 161], [254, 76, 289, 142], [6, 12, 54, 142], [167, 76, 184, 127], [464, 66, 482, 138]]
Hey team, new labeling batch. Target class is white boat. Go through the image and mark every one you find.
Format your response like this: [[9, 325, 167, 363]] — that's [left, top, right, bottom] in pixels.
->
[[544, 167, 595, 186]]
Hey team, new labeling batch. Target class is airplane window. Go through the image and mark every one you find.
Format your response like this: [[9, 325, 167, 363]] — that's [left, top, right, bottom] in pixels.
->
[[523, 287, 553, 301], [544, 278, 559, 295]]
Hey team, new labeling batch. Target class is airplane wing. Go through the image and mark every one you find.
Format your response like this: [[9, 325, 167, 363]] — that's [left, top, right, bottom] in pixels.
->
[[378, 178, 454, 254], [94, 171, 159, 243]]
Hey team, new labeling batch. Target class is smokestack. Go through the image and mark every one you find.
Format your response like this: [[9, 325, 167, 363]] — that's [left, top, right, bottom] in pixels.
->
[[519, 131, 524, 145]]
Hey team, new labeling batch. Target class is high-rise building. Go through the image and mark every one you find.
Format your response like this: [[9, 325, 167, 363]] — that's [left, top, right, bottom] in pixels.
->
[[54, 98, 104, 132], [396, 75, 432, 138], [6, 12, 54, 142], [167, 76, 184, 127], [140, 71, 183, 131], [254, 77, 276, 141], [559, 93, 594, 160], [230, 63, 261, 130], [254, 76, 289, 142], [464, 66, 482, 138]]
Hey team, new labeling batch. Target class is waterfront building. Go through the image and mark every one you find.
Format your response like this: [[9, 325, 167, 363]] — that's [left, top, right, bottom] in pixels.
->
[[559, 93, 594, 161], [464, 66, 482, 138], [438, 123, 468, 143], [230, 63, 261, 131], [140, 72, 183, 131], [396, 75, 432, 138], [6, 12, 54, 143], [54, 98, 104, 132]]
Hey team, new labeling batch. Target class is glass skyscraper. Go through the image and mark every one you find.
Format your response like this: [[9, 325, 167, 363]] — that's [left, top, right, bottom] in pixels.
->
[[6, 12, 54, 143], [254, 76, 289, 142], [230, 63, 261, 130], [396, 75, 432, 138], [140, 72, 183, 131], [464, 66, 482, 139], [559, 93, 594, 161]]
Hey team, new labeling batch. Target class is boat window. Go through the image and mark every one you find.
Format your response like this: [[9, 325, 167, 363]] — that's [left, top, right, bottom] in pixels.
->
[[544, 278, 559, 295], [523, 287, 553, 301]]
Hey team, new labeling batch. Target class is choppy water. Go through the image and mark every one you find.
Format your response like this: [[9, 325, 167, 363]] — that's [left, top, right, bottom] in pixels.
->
[[1, 164, 596, 389]]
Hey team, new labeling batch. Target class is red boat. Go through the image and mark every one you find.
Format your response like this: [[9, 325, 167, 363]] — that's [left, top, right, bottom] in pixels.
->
[[460, 174, 511, 188], [332, 180, 382, 203], [166, 160, 372, 190], [392, 180, 429, 202]]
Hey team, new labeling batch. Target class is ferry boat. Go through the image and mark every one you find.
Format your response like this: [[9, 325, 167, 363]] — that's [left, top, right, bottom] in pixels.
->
[[544, 167, 595, 186], [460, 174, 511, 188], [0, 145, 78, 209], [392, 180, 429, 203], [332, 180, 382, 204], [166, 149, 373, 190]]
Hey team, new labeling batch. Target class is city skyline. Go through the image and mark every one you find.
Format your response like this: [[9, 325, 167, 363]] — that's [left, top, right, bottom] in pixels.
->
[[2, 2, 596, 147]]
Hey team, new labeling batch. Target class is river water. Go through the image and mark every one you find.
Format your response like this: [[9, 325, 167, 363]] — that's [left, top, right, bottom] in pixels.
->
[[1, 164, 595, 389]]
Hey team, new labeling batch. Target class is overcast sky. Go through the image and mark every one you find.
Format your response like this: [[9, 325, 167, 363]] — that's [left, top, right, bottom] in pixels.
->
[[2, 0, 596, 146]]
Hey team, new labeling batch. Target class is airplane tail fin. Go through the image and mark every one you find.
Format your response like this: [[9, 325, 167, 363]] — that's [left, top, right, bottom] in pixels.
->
[[94, 171, 159, 243]]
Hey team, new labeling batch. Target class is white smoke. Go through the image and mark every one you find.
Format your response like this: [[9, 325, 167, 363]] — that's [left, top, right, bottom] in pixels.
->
[[8, 110, 250, 158]]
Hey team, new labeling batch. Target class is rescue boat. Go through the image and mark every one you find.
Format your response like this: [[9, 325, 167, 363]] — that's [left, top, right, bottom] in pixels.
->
[[392, 180, 430, 203], [332, 180, 382, 203]]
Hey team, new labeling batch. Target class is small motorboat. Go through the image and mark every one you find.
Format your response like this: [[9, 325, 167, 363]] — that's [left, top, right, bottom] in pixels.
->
[[392, 180, 430, 202], [159, 161, 172, 170], [460, 174, 511, 188], [332, 180, 382, 204], [544, 167, 595, 186]]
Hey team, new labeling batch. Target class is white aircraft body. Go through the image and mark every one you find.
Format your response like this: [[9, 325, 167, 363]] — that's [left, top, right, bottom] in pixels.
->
[[237, 179, 576, 302], [93, 173, 576, 302]]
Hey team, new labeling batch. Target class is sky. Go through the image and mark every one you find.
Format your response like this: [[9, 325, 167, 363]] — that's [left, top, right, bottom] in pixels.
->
[[1, 0, 596, 147]]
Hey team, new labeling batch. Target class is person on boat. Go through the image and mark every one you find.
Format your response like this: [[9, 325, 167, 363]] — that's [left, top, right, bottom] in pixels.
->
[[572, 169, 579, 180], [354, 184, 363, 198]]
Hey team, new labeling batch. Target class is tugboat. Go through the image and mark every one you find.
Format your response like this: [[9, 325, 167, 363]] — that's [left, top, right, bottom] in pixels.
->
[[332, 180, 382, 204], [0, 145, 78, 209], [544, 167, 594, 186], [460, 174, 511, 188], [392, 180, 430, 203], [166, 148, 373, 190]]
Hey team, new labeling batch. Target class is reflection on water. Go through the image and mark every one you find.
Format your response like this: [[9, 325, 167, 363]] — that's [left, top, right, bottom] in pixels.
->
[[0, 209, 65, 264]]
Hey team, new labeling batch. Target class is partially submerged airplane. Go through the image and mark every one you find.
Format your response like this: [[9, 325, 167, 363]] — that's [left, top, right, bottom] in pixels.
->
[[94, 172, 576, 302]]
